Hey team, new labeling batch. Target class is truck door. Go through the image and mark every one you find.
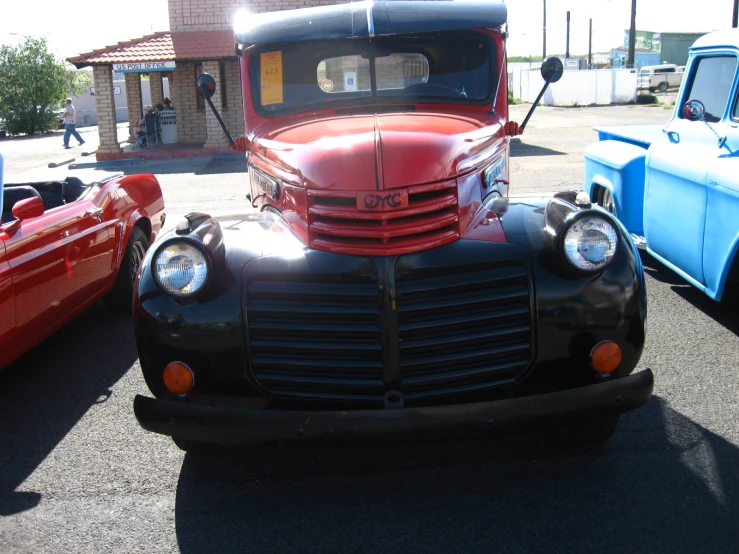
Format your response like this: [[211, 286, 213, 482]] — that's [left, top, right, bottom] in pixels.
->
[[703, 61, 739, 298], [643, 54, 738, 286]]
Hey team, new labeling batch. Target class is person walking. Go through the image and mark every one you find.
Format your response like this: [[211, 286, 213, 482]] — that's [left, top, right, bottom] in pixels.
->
[[61, 98, 85, 149]]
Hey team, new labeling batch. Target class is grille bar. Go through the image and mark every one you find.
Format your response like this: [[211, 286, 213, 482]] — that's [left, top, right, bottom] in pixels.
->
[[396, 262, 533, 398], [246, 275, 384, 401], [307, 181, 460, 255]]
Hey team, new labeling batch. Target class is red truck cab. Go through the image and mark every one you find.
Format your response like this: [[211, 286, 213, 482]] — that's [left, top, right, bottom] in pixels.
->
[[233, 2, 516, 256]]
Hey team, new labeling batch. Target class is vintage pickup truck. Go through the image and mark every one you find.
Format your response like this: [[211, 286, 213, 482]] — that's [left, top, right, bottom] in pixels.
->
[[131, 0, 653, 453], [585, 28, 739, 302]]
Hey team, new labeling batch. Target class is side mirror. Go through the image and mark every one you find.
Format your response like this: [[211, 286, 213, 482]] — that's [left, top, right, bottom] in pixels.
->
[[518, 57, 565, 134], [680, 98, 728, 149], [197, 74, 216, 99], [195, 73, 235, 146], [540, 57, 564, 84], [12, 196, 44, 221], [682, 99, 705, 121]]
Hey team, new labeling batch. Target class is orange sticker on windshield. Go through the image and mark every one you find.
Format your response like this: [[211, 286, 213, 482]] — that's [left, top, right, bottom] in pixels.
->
[[260, 51, 283, 105]]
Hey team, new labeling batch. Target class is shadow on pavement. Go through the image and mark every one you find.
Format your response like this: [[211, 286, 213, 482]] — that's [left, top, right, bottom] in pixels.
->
[[174, 396, 739, 553], [640, 251, 739, 336], [0, 303, 138, 516], [510, 140, 566, 157]]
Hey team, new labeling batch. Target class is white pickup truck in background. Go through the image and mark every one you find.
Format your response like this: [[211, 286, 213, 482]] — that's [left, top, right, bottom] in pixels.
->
[[637, 64, 684, 92]]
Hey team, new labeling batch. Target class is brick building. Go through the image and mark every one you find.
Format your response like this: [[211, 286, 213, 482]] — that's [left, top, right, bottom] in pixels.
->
[[68, 0, 347, 160]]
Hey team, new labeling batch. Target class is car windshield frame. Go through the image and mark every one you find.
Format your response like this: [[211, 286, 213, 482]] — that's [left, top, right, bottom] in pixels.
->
[[682, 54, 738, 123], [248, 31, 498, 118]]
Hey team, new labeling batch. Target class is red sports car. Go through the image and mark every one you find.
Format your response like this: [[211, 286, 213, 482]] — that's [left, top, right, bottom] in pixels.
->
[[0, 153, 166, 371]]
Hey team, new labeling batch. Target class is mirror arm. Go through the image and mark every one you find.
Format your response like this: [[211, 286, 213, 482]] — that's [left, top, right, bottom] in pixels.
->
[[198, 84, 236, 146], [700, 120, 728, 150], [518, 74, 554, 133]]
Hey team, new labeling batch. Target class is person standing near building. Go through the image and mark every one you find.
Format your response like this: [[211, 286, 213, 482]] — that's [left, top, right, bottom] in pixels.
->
[[61, 98, 85, 149]]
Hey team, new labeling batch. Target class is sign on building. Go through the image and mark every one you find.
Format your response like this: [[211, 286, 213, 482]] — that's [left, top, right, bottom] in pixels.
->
[[113, 61, 176, 73]]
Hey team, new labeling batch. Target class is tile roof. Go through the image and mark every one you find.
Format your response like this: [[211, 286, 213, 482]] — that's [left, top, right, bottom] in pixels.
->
[[68, 31, 236, 67]]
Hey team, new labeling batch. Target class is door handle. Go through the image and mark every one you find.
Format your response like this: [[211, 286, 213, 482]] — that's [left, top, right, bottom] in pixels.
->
[[86, 207, 104, 221], [663, 129, 680, 143]]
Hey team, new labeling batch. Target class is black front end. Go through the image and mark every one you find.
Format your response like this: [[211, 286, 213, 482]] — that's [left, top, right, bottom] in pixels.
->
[[132, 199, 652, 447]]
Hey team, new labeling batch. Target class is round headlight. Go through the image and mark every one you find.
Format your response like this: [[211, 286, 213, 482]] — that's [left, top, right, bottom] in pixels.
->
[[153, 242, 209, 296], [563, 215, 618, 271]]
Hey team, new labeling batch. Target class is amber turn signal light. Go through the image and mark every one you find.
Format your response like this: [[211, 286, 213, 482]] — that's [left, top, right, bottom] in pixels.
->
[[590, 341, 622, 374], [163, 362, 195, 394]]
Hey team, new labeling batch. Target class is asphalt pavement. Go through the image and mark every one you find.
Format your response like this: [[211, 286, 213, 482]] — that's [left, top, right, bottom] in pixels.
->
[[1, 103, 737, 554]]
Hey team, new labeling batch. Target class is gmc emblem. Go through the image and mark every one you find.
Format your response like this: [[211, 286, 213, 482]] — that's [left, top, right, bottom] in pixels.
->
[[356, 190, 409, 211]]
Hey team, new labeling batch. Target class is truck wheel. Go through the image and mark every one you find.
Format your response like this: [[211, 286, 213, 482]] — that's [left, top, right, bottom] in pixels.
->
[[596, 187, 617, 216], [103, 226, 149, 312], [658, 82, 668, 93], [558, 415, 620, 451]]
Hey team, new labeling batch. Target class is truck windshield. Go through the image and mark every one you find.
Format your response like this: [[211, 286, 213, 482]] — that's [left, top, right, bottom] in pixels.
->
[[250, 32, 496, 117]]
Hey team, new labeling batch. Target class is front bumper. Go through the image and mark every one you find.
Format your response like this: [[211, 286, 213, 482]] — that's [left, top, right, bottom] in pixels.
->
[[133, 368, 654, 446]]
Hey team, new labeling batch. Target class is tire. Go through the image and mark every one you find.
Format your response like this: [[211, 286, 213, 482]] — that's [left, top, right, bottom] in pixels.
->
[[596, 187, 617, 216], [103, 226, 149, 312], [557, 415, 620, 451], [658, 82, 667, 93]]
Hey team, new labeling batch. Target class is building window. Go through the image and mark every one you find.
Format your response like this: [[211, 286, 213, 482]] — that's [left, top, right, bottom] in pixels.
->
[[219, 61, 228, 109], [195, 63, 205, 110]]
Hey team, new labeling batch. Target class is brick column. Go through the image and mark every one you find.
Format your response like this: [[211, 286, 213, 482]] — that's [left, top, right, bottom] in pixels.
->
[[223, 61, 245, 138], [125, 73, 142, 142], [93, 65, 122, 155], [203, 61, 229, 148], [150, 72, 164, 106], [171, 62, 205, 145]]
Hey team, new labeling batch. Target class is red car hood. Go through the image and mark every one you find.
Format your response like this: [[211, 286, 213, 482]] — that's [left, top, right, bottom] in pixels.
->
[[250, 112, 504, 190]]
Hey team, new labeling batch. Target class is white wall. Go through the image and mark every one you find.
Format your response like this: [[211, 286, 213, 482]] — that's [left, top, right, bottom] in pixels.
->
[[509, 67, 638, 106]]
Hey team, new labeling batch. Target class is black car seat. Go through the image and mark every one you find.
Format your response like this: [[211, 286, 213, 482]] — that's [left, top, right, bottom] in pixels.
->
[[1, 186, 43, 224], [62, 177, 88, 204]]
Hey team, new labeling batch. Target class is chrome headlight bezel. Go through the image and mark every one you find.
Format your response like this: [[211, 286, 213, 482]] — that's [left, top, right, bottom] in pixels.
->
[[151, 238, 212, 298], [560, 211, 620, 273]]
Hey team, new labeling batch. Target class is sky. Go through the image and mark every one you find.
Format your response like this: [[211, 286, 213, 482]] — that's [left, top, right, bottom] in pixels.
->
[[0, 0, 735, 61]]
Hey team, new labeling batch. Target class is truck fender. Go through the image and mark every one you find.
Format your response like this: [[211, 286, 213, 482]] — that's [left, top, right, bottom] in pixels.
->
[[584, 140, 648, 236]]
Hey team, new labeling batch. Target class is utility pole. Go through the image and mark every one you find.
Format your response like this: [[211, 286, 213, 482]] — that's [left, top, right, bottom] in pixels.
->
[[733, 0, 738, 27], [543, 0, 547, 59], [566, 11, 571, 59], [628, 0, 637, 68], [589, 19, 593, 69]]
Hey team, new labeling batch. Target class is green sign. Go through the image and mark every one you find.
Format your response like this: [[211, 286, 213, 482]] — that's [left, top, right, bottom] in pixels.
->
[[623, 30, 661, 52]]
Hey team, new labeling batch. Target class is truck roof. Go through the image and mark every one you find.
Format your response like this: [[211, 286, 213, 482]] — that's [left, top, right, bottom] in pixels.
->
[[234, 0, 508, 48], [691, 28, 739, 51]]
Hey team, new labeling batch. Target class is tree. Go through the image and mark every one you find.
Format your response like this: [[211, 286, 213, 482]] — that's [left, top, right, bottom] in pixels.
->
[[0, 37, 88, 136]]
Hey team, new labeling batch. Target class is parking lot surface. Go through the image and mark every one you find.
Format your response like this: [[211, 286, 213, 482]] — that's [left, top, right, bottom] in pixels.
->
[[1, 104, 737, 554]]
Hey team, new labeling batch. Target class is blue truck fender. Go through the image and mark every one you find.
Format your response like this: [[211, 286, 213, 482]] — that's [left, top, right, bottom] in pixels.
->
[[584, 139, 648, 236]]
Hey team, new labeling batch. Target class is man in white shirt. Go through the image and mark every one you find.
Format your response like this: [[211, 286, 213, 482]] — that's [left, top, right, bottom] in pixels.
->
[[61, 98, 85, 149]]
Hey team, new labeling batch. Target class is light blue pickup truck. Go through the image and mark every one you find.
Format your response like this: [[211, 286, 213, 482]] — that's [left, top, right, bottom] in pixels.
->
[[584, 29, 739, 302]]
